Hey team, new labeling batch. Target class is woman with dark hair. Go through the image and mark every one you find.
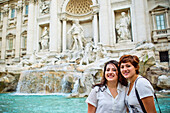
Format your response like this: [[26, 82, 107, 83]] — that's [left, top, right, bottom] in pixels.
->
[[86, 60, 128, 113], [119, 55, 157, 113]]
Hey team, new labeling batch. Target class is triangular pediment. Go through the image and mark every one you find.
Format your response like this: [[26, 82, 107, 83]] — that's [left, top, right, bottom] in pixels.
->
[[150, 5, 169, 12], [6, 33, 15, 38], [21, 30, 27, 36]]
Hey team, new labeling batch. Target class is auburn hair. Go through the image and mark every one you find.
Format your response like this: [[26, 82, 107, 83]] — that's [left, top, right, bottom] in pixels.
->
[[118, 55, 140, 74]]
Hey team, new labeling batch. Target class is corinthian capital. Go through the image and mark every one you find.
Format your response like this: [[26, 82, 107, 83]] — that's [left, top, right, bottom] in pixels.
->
[[28, 0, 37, 4], [16, 3, 23, 12], [2, 6, 9, 17], [91, 4, 99, 15]]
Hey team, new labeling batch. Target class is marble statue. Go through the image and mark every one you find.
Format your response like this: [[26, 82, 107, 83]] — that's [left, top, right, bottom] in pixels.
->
[[67, 19, 84, 51], [80, 42, 94, 65], [94, 43, 107, 61], [40, 27, 49, 51], [116, 12, 131, 42], [18, 50, 37, 67]]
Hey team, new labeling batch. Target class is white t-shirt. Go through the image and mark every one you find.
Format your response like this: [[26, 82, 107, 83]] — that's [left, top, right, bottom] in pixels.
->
[[85, 83, 127, 113], [125, 75, 154, 113]]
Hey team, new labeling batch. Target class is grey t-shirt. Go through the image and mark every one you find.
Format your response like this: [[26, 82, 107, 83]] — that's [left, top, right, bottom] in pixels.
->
[[86, 83, 127, 113], [125, 75, 154, 113]]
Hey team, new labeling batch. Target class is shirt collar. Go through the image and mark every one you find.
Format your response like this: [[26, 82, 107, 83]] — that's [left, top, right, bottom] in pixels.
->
[[117, 83, 123, 92], [105, 83, 123, 96]]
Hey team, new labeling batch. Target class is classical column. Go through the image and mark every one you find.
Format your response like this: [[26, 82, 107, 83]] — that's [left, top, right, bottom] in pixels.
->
[[132, 0, 148, 42], [50, 0, 61, 53], [14, 1, 22, 61], [62, 18, 67, 52], [91, 4, 99, 47], [27, 0, 35, 55], [0, 5, 9, 62], [98, 0, 110, 45]]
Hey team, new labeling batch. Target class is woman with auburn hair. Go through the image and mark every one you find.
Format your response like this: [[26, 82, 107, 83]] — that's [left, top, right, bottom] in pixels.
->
[[119, 55, 157, 113], [86, 60, 128, 113]]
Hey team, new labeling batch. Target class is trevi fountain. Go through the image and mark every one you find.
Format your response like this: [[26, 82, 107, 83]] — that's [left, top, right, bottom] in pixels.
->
[[0, 0, 169, 112]]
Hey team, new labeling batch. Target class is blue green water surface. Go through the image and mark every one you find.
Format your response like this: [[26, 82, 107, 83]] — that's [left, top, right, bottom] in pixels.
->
[[0, 93, 169, 113]]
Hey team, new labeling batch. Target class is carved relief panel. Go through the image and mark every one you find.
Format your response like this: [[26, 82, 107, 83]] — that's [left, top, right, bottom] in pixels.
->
[[39, 0, 50, 15]]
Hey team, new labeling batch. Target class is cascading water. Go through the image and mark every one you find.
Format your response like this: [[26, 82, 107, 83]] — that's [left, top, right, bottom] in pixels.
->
[[16, 63, 98, 95], [72, 78, 80, 93], [16, 70, 64, 94]]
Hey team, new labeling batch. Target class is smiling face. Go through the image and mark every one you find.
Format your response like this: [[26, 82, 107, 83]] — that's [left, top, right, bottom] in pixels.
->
[[105, 64, 118, 82], [120, 62, 137, 80]]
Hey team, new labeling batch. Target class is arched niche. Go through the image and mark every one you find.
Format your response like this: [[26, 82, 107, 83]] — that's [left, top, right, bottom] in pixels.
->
[[61, 0, 96, 50]]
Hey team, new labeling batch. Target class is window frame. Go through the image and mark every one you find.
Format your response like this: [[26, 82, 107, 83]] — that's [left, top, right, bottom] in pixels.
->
[[8, 38, 13, 50], [25, 5, 28, 15], [159, 51, 169, 62], [11, 8, 15, 18], [155, 13, 166, 30]]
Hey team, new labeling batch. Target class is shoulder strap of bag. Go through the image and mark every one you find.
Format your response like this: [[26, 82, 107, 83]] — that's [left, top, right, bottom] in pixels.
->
[[135, 77, 162, 113], [135, 77, 147, 113]]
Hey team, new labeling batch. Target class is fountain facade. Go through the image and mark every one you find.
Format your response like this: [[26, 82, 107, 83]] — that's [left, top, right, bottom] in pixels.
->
[[0, 0, 169, 95]]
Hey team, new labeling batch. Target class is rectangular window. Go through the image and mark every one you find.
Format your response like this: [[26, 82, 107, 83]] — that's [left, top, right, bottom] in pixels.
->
[[23, 37, 27, 48], [156, 14, 166, 30], [159, 51, 169, 62], [25, 5, 28, 15], [9, 39, 13, 50], [11, 8, 15, 18]]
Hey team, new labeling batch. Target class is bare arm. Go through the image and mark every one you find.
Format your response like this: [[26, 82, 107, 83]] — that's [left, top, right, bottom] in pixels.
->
[[87, 103, 96, 113], [142, 96, 157, 113]]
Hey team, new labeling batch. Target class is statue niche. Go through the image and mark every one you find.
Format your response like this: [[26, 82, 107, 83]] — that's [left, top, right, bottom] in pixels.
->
[[39, 27, 49, 51], [116, 11, 132, 43]]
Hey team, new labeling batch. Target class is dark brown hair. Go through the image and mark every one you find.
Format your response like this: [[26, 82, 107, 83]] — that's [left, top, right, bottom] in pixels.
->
[[118, 55, 140, 74], [93, 60, 128, 90]]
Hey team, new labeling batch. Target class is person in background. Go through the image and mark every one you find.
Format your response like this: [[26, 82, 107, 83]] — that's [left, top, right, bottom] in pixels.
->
[[118, 55, 157, 113], [86, 60, 128, 113]]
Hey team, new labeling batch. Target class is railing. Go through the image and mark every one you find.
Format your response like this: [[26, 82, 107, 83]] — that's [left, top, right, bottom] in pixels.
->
[[8, 17, 17, 27], [23, 15, 28, 24], [152, 28, 170, 42], [153, 28, 170, 35], [20, 48, 26, 56], [6, 49, 15, 57]]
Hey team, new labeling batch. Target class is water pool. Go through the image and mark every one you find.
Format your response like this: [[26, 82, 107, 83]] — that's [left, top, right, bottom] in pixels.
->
[[0, 93, 169, 113]]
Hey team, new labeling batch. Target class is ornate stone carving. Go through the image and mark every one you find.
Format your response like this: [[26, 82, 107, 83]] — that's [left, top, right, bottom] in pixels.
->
[[66, 0, 93, 15], [40, 0, 50, 14], [2, 6, 9, 17], [91, 4, 99, 15], [16, 3, 23, 13]]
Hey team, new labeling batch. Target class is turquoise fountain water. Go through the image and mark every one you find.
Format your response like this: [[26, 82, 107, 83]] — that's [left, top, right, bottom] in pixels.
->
[[0, 93, 170, 113], [0, 93, 87, 113]]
